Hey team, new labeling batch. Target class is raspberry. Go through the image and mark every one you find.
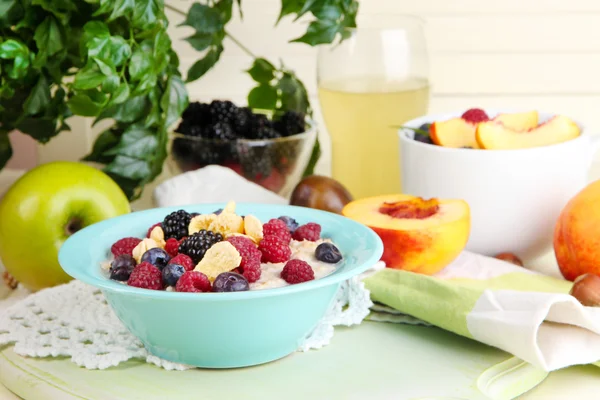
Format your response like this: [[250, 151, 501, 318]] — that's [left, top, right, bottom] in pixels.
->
[[263, 219, 292, 243], [281, 259, 314, 284], [168, 254, 195, 271], [227, 236, 262, 283], [241, 257, 261, 283], [292, 223, 321, 242], [111, 237, 142, 257], [176, 271, 211, 293], [227, 236, 260, 260], [164, 238, 180, 257], [461, 108, 489, 123], [146, 222, 162, 238], [127, 262, 163, 290], [258, 235, 291, 263]]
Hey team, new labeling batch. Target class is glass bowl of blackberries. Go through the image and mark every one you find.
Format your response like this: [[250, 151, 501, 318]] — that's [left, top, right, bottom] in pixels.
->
[[168, 100, 317, 197]]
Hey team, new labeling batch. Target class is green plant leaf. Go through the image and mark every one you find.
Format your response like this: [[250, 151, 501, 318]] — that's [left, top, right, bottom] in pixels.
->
[[184, 32, 214, 52], [186, 46, 222, 82], [34, 16, 65, 59], [93, 57, 115, 75], [104, 125, 158, 158], [291, 19, 338, 45], [277, 0, 302, 23], [248, 84, 278, 110], [96, 95, 150, 124], [236, 0, 243, 18], [83, 127, 121, 164], [161, 75, 188, 131], [31, 0, 75, 23], [111, 82, 130, 104], [133, 0, 160, 29], [0, 39, 28, 59], [101, 74, 120, 93], [0, 132, 12, 170], [247, 58, 275, 83], [214, 0, 233, 23], [16, 117, 58, 143], [108, 0, 135, 21], [312, 3, 342, 20], [0, 0, 16, 17], [144, 87, 161, 127], [180, 3, 223, 34], [83, 21, 110, 38], [277, 73, 310, 114], [0, 40, 31, 79], [67, 93, 102, 116], [87, 35, 132, 67], [303, 135, 320, 177], [23, 74, 51, 115], [132, 72, 156, 96], [294, 0, 319, 20], [105, 155, 152, 181], [73, 63, 105, 90], [129, 47, 153, 81]]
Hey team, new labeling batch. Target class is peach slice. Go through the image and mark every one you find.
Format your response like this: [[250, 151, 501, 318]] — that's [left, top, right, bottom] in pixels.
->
[[476, 115, 580, 150], [342, 194, 470, 275], [494, 111, 538, 131], [430, 118, 479, 149]]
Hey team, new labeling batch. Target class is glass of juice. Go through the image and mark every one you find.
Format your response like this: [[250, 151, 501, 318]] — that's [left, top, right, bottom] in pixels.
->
[[317, 15, 430, 199]]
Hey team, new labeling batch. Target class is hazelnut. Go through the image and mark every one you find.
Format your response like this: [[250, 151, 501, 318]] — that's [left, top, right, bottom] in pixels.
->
[[494, 252, 524, 267], [570, 273, 600, 307]]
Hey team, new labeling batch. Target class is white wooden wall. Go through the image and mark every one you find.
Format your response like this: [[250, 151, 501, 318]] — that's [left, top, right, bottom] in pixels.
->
[[31, 0, 600, 201]]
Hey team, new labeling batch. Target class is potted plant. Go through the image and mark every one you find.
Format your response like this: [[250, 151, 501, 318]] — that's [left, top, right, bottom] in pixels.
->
[[0, 0, 359, 200]]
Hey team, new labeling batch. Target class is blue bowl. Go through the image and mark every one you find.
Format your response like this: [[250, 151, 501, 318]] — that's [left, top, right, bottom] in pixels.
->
[[58, 203, 383, 368]]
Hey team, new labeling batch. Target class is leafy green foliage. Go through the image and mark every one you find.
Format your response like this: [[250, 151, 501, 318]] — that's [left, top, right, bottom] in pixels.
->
[[0, 0, 187, 200]]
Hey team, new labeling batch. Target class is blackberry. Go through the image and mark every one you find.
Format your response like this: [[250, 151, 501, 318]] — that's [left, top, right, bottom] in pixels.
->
[[232, 107, 254, 138], [209, 100, 238, 124], [272, 141, 301, 173], [274, 111, 306, 137], [162, 210, 192, 240], [182, 102, 212, 126], [247, 114, 281, 140], [175, 120, 203, 137], [178, 230, 223, 264], [240, 145, 273, 179], [205, 121, 237, 140]]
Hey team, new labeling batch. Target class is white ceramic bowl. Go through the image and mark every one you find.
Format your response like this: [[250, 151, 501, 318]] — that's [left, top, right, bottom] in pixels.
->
[[398, 110, 600, 261]]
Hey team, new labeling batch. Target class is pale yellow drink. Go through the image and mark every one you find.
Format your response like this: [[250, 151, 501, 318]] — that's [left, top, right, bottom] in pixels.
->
[[318, 77, 430, 199]]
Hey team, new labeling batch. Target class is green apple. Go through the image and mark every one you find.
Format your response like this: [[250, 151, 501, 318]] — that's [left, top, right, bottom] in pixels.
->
[[0, 161, 130, 292]]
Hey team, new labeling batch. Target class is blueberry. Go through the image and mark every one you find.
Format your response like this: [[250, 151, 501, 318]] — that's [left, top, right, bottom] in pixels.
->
[[315, 243, 343, 264], [141, 248, 171, 270], [213, 208, 223, 215], [162, 264, 186, 287], [413, 123, 434, 144], [213, 272, 250, 292], [278, 216, 299, 233], [110, 254, 136, 281], [191, 212, 200, 217], [418, 123, 431, 133]]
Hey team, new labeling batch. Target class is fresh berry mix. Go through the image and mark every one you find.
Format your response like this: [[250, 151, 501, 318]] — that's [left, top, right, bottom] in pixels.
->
[[146, 222, 162, 238], [315, 243, 343, 264], [127, 262, 163, 290], [164, 238, 180, 257], [259, 235, 292, 263], [176, 271, 212, 293], [162, 210, 192, 240], [293, 223, 321, 242], [141, 248, 171, 270], [461, 108, 489, 123], [178, 230, 223, 264], [103, 202, 341, 293], [110, 255, 136, 281], [278, 216, 299, 233], [111, 237, 142, 257], [168, 254, 195, 271], [162, 264, 186, 287], [263, 218, 292, 243], [281, 260, 315, 284], [213, 272, 250, 292]]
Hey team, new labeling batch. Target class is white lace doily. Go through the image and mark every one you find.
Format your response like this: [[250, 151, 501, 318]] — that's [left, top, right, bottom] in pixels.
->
[[0, 262, 384, 371]]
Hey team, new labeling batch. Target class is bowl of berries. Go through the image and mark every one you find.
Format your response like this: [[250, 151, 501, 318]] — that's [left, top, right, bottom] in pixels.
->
[[58, 201, 383, 368], [169, 100, 318, 197]]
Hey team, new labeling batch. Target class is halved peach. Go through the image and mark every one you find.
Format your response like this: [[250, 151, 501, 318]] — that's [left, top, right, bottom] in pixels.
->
[[342, 194, 470, 275], [430, 119, 479, 148], [494, 111, 538, 131], [476, 115, 581, 150]]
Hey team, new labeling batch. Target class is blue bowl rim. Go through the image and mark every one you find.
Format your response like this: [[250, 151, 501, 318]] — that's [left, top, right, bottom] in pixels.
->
[[58, 203, 384, 302]]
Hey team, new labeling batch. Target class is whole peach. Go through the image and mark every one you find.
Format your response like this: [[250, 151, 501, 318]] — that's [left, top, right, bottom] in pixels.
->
[[554, 179, 600, 281]]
